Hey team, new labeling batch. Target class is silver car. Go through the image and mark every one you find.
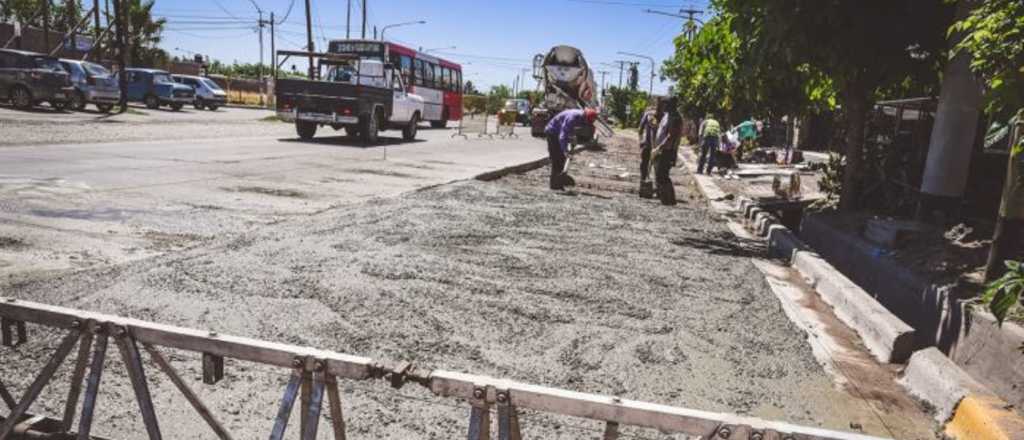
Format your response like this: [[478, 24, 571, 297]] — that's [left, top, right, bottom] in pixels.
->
[[172, 74, 228, 111], [59, 59, 120, 112]]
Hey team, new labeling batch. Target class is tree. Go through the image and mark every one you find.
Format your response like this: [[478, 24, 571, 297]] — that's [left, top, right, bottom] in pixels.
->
[[517, 90, 543, 106], [661, 13, 740, 121], [954, 0, 1024, 281], [604, 86, 648, 128], [463, 80, 479, 95], [488, 85, 512, 101], [123, 0, 167, 67], [627, 63, 639, 91], [720, 0, 955, 212]]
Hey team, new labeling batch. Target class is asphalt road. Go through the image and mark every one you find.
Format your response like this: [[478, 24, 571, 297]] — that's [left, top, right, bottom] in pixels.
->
[[0, 106, 541, 280]]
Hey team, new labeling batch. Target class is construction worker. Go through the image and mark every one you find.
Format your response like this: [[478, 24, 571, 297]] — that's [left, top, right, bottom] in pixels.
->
[[653, 97, 683, 205], [697, 113, 722, 175], [544, 108, 599, 190], [637, 100, 662, 198]]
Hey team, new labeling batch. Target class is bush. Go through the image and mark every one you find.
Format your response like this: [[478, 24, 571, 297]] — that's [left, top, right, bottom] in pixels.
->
[[605, 86, 649, 128]]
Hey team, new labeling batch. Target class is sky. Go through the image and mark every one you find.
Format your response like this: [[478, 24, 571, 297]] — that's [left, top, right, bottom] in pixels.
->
[[156, 0, 710, 96]]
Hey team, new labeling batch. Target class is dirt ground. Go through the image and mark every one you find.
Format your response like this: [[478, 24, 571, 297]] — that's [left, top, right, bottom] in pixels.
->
[[0, 137, 932, 439]]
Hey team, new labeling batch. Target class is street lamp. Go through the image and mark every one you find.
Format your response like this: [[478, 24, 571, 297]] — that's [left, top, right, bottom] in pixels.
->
[[380, 20, 426, 41], [423, 46, 455, 53], [617, 51, 656, 96]]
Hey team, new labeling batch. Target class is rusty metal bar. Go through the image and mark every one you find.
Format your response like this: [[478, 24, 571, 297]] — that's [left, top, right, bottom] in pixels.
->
[[325, 375, 347, 440], [0, 299, 889, 440], [114, 331, 162, 440], [269, 370, 303, 440], [142, 344, 234, 440], [0, 330, 80, 439], [77, 332, 109, 440], [62, 331, 94, 431]]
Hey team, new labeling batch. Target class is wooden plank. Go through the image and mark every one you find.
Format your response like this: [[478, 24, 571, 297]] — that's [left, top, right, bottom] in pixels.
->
[[299, 372, 312, 435], [115, 334, 162, 440], [143, 344, 234, 440], [430, 370, 889, 440], [0, 299, 372, 380], [0, 330, 79, 439], [466, 404, 490, 440], [77, 333, 109, 440], [325, 375, 347, 440], [63, 331, 95, 431], [269, 370, 303, 440]]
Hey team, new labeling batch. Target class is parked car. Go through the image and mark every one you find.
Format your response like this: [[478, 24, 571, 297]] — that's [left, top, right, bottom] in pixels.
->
[[500, 99, 531, 126], [172, 74, 227, 111], [0, 48, 74, 111], [117, 68, 194, 111], [58, 59, 121, 113]]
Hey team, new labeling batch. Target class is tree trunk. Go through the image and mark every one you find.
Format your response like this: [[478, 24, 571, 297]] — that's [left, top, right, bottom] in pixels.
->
[[985, 116, 1024, 282], [839, 89, 870, 212]]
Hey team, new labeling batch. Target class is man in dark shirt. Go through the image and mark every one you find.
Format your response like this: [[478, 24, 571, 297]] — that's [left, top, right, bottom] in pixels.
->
[[653, 97, 683, 205], [544, 108, 599, 190]]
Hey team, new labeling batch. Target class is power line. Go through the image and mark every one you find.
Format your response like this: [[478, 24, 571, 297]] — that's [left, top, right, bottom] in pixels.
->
[[566, 0, 683, 6]]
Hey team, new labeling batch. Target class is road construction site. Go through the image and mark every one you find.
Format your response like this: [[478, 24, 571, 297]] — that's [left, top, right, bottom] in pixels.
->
[[0, 111, 940, 439]]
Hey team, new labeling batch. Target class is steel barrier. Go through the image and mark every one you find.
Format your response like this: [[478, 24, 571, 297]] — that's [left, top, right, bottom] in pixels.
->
[[0, 298, 890, 440]]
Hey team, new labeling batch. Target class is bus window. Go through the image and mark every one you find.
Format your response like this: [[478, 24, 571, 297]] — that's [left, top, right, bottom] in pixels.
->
[[432, 64, 442, 89], [400, 55, 413, 86], [456, 70, 462, 92], [424, 62, 436, 88], [441, 68, 450, 91], [414, 59, 426, 86]]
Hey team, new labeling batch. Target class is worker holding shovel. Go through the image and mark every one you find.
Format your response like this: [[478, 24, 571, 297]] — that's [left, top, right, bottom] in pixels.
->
[[652, 97, 683, 205], [638, 100, 662, 198], [544, 108, 599, 190]]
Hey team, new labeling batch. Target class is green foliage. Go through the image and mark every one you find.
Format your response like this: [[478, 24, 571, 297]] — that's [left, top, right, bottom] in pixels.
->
[[517, 90, 543, 106], [604, 86, 649, 128], [124, 0, 167, 67], [206, 61, 273, 79], [661, 13, 739, 121], [463, 95, 487, 115], [810, 153, 845, 211], [488, 85, 512, 101], [982, 260, 1024, 326], [951, 0, 1024, 120], [463, 80, 479, 95]]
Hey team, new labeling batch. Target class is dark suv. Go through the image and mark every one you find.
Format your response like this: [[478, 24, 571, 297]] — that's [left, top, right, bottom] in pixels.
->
[[0, 49, 74, 110]]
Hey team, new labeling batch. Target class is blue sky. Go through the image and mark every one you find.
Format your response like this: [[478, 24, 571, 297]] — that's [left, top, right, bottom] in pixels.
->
[[156, 0, 709, 95]]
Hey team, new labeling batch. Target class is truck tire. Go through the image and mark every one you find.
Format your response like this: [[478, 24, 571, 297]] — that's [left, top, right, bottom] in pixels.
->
[[402, 113, 419, 141], [296, 121, 317, 140], [145, 94, 160, 109], [70, 90, 86, 111], [10, 86, 33, 110], [361, 111, 379, 144], [170, 103, 184, 111], [96, 103, 114, 113], [194, 98, 205, 110]]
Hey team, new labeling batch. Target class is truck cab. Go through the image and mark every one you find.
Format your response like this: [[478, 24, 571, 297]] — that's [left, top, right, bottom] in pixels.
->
[[275, 48, 425, 143]]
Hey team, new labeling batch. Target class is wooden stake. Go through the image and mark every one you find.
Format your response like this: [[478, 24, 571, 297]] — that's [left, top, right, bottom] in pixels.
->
[[269, 370, 303, 440], [143, 344, 234, 440], [77, 333, 108, 440], [326, 375, 347, 440], [115, 331, 162, 440], [0, 330, 80, 439], [62, 331, 94, 431], [301, 371, 326, 440]]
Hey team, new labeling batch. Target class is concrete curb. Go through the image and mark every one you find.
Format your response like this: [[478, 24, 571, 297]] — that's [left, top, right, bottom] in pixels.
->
[[474, 157, 550, 182]]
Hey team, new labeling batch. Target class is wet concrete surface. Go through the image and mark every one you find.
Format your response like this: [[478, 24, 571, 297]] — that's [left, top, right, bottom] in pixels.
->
[[0, 135, 937, 439]]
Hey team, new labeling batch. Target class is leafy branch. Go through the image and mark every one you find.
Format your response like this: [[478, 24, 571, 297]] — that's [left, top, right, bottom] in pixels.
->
[[981, 260, 1024, 326]]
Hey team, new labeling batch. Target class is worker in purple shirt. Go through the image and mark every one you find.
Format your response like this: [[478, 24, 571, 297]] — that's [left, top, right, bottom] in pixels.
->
[[544, 108, 599, 190]]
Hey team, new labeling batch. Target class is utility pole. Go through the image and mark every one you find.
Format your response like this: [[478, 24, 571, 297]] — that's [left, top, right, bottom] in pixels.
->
[[112, 0, 127, 112], [93, 0, 100, 39], [346, 0, 351, 39], [42, 0, 49, 52], [304, 0, 314, 78], [270, 12, 276, 78], [598, 70, 608, 99], [644, 7, 703, 40], [617, 61, 625, 88], [258, 10, 265, 105], [361, 0, 367, 39]]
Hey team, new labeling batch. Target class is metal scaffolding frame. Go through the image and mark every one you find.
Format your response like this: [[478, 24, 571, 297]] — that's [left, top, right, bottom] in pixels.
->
[[0, 298, 889, 440]]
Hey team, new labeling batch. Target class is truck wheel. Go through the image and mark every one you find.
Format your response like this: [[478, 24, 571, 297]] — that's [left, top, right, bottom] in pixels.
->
[[96, 103, 114, 113], [194, 99, 205, 110], [296, 121, 317, 140], [170, 103, 184, 111], [403, 113, 419, 141], [207, 104, 219, 111], [51, 101, 67, 111], [360, 111, 379, 144], [145, 94, 160, 109], [10, 86, 33, 110]]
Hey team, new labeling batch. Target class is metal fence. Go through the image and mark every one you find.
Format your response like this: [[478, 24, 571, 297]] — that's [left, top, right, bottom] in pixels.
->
[[0, 298, 887, 440], [452, 112, 496, 139]]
